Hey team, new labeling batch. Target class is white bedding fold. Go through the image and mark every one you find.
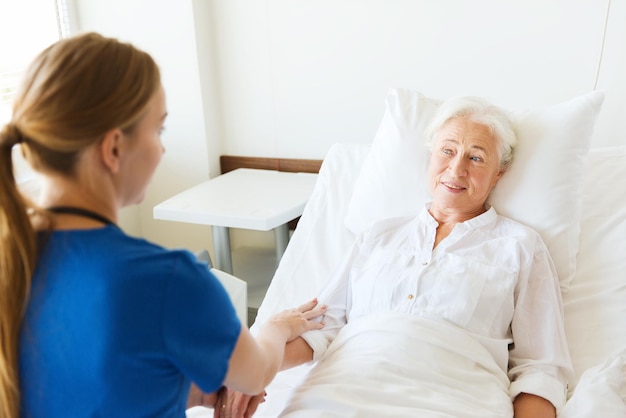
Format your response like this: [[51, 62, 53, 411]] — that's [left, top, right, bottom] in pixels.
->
[[277, 312, 512, 418]]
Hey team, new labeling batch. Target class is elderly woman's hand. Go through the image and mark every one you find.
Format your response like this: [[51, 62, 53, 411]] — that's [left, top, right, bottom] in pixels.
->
[[187, 384, 220, 409], [210, 386, 225, 418], [220, 388, 266, 418]]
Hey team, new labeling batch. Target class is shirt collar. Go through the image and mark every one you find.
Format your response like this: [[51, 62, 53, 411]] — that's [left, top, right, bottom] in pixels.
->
[[420, 203, 498, 232]]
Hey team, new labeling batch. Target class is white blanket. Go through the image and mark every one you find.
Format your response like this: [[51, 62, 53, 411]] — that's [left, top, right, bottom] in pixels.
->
[[559, 348, 626, 418], [277, 312, 512, 418]]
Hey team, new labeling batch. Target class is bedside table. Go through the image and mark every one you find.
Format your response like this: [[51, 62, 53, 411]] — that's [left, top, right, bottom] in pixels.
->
[[153, 168, 318, 274]]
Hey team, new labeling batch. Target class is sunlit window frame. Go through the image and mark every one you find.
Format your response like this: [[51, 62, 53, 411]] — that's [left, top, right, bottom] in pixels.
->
[[3, 0, 77, 187], [56, 0, 78, 39], [1, 0, 76, 119]]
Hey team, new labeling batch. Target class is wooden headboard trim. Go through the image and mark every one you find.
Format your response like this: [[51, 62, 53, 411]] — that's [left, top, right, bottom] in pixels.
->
[[219, 155, 322, 175]]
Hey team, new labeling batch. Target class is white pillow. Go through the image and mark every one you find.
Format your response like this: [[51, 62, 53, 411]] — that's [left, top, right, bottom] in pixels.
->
[[344, 88, 604, 291], [564, 145, 626, 389]]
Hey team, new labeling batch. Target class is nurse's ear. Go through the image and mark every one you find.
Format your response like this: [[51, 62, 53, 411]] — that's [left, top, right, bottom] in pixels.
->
[[99, 128, 125, 174]]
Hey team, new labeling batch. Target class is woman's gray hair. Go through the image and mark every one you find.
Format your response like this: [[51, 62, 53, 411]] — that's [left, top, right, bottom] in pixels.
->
[[424, 96, 517, 171]]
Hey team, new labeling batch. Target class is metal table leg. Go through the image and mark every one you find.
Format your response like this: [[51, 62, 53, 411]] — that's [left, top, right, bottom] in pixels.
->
[[212, 226, 233, 274], [274, 223, 290, 262]]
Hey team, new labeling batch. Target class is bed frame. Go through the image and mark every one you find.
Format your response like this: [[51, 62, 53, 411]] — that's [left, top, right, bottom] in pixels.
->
[[219, 155, 323, 175]]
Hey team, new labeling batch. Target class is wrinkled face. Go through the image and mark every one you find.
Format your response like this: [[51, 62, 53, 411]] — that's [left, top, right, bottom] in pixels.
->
[[428, 117, 503, 216], [119, 85, 167, 206]]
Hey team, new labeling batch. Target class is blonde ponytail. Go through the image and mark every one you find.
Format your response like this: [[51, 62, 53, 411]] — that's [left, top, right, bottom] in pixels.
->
[[0, 124, 37, 418]]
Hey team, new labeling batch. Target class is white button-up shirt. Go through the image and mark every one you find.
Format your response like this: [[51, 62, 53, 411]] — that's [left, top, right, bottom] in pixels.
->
[[302, 205, 573, 409]]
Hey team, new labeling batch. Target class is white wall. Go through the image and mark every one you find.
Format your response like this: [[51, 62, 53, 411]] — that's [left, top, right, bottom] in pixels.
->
[[74, 0, 625, 254], [213, 0, 620, 158], [75, 0, 221, 252]]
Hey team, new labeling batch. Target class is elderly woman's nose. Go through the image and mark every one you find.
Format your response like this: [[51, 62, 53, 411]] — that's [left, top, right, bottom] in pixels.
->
[[448, 155, 468, 174]]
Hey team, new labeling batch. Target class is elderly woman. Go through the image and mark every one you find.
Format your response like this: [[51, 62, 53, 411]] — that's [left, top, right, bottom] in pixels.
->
[[226, 97, 572, 418]]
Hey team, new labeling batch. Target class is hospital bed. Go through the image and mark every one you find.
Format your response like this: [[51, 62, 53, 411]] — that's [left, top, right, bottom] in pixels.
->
[[189, 89, 626, 417]]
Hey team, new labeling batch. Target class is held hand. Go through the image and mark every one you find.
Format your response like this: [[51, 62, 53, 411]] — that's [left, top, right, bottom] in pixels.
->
[[267, 298, 326, 342], [212, 386, 229, 418], [227, 388, 266, 418], [187, 384, 220, 409]]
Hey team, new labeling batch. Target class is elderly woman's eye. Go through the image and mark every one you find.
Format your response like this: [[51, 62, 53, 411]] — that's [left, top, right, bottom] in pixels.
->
[[470, 156, 483, 162]]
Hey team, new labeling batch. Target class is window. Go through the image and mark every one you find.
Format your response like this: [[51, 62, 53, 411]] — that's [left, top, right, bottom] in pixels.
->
[[0, 0, 75, 183]]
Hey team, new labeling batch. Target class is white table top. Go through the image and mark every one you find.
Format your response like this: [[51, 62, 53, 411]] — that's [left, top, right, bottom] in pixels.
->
[[153, 168, 319, 231]]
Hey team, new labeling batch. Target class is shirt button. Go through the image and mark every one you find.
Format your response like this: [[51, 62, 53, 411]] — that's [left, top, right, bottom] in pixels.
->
[[421, 262, 428, 266], [407, 294, 414, 300]]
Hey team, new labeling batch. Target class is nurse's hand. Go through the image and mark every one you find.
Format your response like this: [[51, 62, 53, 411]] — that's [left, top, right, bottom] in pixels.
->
[[187, 383, 219, 409]]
